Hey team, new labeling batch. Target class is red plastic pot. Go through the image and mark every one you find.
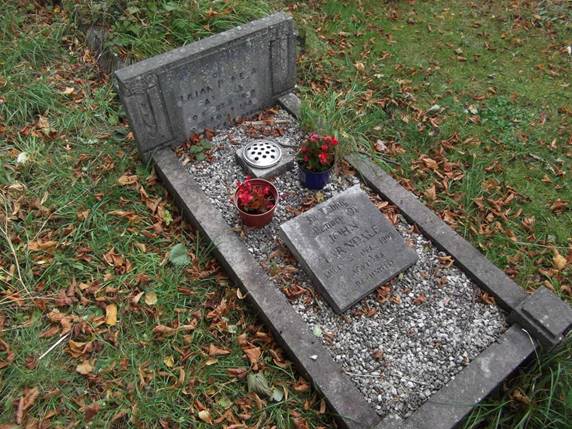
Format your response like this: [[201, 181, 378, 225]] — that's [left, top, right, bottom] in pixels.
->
[[233, 178, 279, 227]]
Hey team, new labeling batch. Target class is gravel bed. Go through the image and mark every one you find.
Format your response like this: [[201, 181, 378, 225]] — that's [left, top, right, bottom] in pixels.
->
[[182, 109, 508, 419]]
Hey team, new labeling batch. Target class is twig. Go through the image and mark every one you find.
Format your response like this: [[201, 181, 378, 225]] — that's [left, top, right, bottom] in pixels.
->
[[0, 198, 31, 297], [514, 241, 568, 250], [243, 119, 291, 126], [38, 332, 70, 361]]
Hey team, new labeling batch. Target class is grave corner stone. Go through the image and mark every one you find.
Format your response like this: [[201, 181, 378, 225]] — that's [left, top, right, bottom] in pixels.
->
[[509, 286, 572, 349], [280, 185, 418, 313], [114, 12, 297, 159]]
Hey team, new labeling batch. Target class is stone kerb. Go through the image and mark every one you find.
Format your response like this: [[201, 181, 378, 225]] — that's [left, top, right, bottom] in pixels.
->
[[115, 13, 296, 158]]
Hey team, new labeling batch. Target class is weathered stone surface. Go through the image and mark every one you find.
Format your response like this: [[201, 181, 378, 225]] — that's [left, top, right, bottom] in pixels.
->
[[152, 148, 380, 429], [375, 325, 537, 429], [510, 287, 572, 349], [280, 185, 418, 313], [115, 13, 296, 158]]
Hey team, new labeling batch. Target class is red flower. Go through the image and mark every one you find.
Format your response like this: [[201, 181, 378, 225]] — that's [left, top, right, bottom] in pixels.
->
[[235, 178, 275, 214], [298, 133, 337, 172]]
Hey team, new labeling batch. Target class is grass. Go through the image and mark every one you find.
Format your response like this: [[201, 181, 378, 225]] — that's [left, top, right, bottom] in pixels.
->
[[1, 0, 571, 428]]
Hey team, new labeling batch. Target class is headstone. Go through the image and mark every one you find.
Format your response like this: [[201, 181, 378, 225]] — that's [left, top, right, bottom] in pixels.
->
[[280, 186, 418, 313], [114, 13, 296, 158]]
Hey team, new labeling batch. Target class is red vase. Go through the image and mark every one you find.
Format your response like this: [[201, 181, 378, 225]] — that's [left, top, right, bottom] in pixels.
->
[[234, 179, 279, 227]]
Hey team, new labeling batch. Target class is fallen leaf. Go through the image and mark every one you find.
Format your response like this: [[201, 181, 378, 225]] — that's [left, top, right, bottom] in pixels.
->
[[15, 387, 40, 424], [293, 378, 310, 392], [144, 291, 158, 305], [117, 174, 138, 186], [28, 240, 58, 251], [209, 344, 231, 356], [424, 184, 437, 202], [243, 347, 261, 366], [553, 250, 567, 271], [153, 325, 177, 337], [84, 402, 100, 421], [76, 360, 93, 375], [198, 409, 212, 424], [105, 303, 117, 326], [60, 86, 75, 95], [163, 355, 175, 368], [413, 293, 427, 305]]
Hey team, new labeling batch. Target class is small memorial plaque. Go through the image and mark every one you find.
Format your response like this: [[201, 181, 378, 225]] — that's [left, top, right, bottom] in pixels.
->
[[280, 186, 418, 313]]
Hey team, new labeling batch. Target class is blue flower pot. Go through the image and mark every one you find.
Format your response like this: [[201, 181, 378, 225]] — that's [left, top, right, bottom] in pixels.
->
[[299, 164, 332, 190]]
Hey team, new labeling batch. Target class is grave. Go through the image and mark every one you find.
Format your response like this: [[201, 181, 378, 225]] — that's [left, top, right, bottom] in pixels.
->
[[280, 185, 418, 313], [114, 12, 572, 429]]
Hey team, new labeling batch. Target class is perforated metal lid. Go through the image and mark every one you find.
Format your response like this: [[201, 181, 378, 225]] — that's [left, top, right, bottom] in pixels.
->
[[242, 140, 282, 169]]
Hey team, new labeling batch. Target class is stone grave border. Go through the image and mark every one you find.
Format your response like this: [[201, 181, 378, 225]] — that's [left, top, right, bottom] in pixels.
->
[[151, 93, 571, 429]]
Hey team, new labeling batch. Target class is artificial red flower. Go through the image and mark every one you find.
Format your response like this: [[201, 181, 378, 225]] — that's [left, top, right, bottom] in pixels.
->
[[235, 178, 276, 214], [297, 133, 338, 172]]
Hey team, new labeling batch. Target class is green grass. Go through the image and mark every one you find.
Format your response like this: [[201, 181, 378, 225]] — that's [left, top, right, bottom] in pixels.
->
[[1, 0, 571, 428]]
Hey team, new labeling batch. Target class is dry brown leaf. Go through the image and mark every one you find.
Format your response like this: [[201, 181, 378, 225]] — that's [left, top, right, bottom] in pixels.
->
[[153, 325, 177, 337], [39, 325, 60, 338], [28, 240, 58, 251], [209, 344, 231, 357], [15, 387, 39, 424], [413, 293, 427, 305], [84, 402, 100, 422], [198, 409, 212, 424], [422, 157, 439, 170], [227, 367, 248, 379], [105, 303, 117, 326], [424, 184, 437, 202], [553, 250, 567, 271], [144, 291, 158, 306], [117, 174, 138, 186], [293, 378, 310, 392], [163, 355, 175, 368], [243, 347, 261, 366], [76, 360, 93, 375]]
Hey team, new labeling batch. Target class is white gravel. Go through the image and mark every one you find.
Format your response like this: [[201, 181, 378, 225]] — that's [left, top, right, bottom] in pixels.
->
[[182, 109, 507, 419]]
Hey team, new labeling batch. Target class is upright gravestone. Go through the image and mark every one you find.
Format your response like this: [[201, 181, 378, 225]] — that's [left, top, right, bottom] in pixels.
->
[[114, 13, 296, 158], [280, 186, 418, 313]]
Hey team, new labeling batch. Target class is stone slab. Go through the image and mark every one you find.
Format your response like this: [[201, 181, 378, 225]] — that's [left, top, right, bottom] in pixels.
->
[[510, 287, 572, 349], [235, 145, 295, 179], [280, 185, 418, 313], [152, 148, 380, 429], [115, 13, 296, 158], [347, 153, 528, 311], [375, 325, 537, 429]]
